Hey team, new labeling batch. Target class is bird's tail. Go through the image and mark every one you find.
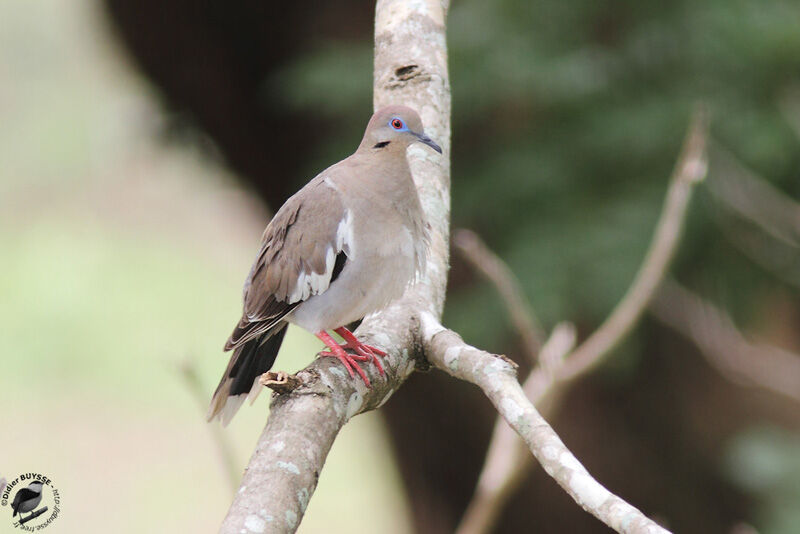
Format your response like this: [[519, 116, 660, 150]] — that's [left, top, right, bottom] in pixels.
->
[[207, 323, 289, 425]]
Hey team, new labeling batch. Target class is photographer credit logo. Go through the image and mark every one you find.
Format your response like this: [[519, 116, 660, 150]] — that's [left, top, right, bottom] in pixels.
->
[[1, 473, 60, 531]]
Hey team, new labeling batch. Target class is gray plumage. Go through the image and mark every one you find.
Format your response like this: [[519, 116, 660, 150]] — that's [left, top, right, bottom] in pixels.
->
[[208, 105, 440, 424]]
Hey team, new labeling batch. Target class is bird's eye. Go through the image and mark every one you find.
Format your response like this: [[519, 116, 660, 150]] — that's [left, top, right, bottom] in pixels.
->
[[391, 118, 404, 129]]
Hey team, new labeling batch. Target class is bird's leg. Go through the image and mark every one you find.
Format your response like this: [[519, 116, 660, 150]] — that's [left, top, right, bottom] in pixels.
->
[[315, 330, 371, 386], [335, 327, 387, 357], [333, 327, 386, 376]]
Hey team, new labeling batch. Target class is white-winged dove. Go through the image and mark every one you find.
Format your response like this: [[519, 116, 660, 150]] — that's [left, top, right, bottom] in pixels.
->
[[208, 105, 442, 424]]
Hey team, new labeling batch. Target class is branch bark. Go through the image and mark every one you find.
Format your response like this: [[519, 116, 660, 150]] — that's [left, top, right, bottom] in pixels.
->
[[454, 323, 576, 534]]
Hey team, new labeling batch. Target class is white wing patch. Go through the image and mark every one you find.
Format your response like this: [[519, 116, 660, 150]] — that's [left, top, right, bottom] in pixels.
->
[[335, 209, 355, 258], [287, 209, 354, 304]]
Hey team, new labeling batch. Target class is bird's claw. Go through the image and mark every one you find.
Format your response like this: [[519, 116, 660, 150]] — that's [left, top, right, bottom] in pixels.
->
[[316, 328, 387, 387], [333, 327, 386, 377], [318, 347, 372, 386]]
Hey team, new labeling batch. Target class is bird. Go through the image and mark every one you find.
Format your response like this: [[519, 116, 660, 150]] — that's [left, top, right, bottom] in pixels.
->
[[11, 480, 44, 521], [208, 105, 442, 424]]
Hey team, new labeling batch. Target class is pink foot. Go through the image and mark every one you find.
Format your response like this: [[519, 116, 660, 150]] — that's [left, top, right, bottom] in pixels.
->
[[333, 327, 386, 376], [314, 329, 387, 387]]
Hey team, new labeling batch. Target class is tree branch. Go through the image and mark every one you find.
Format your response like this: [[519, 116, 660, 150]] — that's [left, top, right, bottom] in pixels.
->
[[455, 322, 576, 534], [707, 143, 800, 247], [456, 107, 708, 534], [454, 229, 546, 359], [558, 108, 709, 382], [705, 144, 800, 288], [420, 313, 670, 534], [219, 1, 451, 532], [713, 211, 800, 290], [651, 278, 800, 405]]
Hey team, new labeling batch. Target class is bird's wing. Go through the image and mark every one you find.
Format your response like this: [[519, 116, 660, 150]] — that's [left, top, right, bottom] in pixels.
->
[[11, 488, 35, 513], [226, 174, 352, 349]]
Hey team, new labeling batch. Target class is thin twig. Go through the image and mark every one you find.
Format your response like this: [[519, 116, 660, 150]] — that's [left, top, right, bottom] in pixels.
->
[[705, 144, 800, 288], [714, 211, 800, 289], [178, 359, 240, 492], [651, 279, 800, 404], [526, 322, 578, 404], [454, 229, 546, 359], [559, 107, 709, 382], [421, 313, 670, 534], [707, 143, 800, 247], [456, 107, 709, 534]]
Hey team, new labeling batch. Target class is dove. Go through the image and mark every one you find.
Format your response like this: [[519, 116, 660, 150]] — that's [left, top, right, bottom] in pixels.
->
[[208, 105, 441, 424]]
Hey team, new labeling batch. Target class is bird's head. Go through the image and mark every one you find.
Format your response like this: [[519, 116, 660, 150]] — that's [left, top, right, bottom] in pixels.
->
[[27, 481, 44, 491], [361, 105, 442, 154]]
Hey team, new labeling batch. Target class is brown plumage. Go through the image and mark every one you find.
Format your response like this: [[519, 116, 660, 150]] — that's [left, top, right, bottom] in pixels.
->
[[208, 105, 441, 424]]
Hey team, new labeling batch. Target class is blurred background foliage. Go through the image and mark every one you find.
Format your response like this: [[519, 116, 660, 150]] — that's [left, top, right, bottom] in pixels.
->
[[2, 0, 799, 532]]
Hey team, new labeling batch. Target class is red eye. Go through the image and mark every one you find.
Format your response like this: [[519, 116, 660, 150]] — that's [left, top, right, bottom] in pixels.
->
[[391, 118, 403, 129]]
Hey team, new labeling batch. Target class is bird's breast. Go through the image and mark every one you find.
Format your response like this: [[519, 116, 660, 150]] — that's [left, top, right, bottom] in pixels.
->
[[287, 221, 419, 333]]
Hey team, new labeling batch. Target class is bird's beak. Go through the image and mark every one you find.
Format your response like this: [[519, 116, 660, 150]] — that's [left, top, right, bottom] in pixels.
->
[[412, 131, 442, 154]]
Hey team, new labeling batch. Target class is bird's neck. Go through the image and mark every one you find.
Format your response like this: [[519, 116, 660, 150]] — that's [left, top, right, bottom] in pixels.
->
[[360, 148, 416, 197]]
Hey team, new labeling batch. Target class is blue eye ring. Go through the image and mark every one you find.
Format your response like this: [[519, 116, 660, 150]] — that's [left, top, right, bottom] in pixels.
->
[[390, 118, 405, 130]]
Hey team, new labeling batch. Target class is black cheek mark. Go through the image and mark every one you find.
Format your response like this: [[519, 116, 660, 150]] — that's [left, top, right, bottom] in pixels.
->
[[373, 141, 390, 149]]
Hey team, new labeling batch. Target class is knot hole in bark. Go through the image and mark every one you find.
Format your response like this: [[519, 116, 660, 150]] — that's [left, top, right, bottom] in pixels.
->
[[386, 64, 432, 89], [395, 64, 418, 79]]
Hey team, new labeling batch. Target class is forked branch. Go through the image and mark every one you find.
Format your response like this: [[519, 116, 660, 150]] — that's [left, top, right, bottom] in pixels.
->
[[456, 108, 708, 534], [421, 313, 669, 534]]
